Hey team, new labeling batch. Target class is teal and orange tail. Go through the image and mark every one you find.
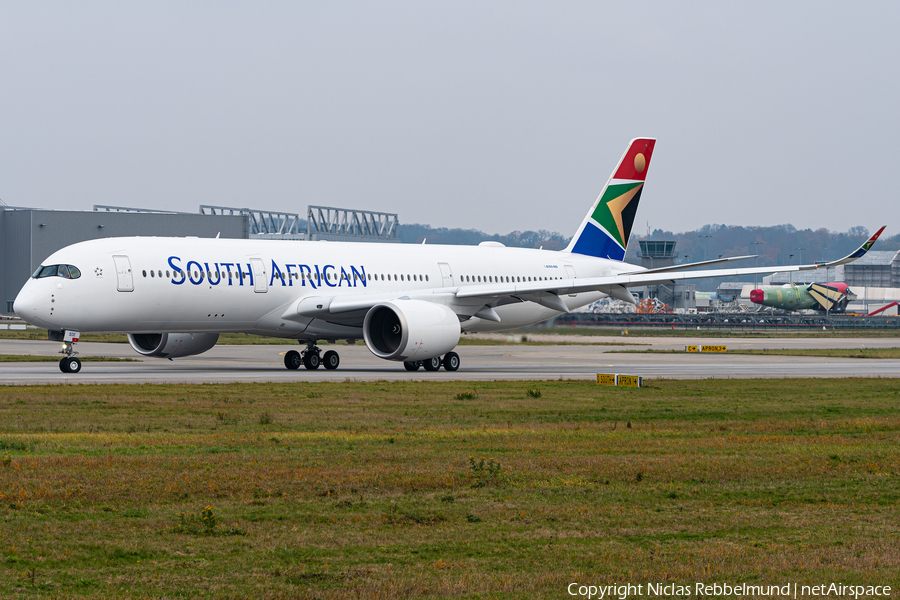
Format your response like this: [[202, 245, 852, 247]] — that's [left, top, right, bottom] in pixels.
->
[[564, 138, 656, 260]]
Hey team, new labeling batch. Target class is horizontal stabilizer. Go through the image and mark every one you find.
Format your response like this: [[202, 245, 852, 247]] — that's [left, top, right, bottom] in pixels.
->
[[808, 283, 847, 311]]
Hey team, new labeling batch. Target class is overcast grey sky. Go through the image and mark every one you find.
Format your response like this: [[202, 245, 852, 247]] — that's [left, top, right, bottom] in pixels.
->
[[1, 2, 897, 237]]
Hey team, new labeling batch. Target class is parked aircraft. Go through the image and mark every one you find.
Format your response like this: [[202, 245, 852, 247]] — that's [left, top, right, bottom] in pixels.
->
[[13, 139, 885, 373], [750, 282, 855, 312]]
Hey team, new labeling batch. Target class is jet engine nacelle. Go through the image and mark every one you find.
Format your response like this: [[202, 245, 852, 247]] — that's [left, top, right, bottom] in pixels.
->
[[363, 300, 460, 361], [127, 333, 220, 359]]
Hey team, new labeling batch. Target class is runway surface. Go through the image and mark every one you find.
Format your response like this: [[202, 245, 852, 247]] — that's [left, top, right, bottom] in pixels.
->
[[0, 337, 898, 384]]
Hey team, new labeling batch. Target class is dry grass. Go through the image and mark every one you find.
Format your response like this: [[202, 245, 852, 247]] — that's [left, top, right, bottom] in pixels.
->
[[0, 379, 898, 598]]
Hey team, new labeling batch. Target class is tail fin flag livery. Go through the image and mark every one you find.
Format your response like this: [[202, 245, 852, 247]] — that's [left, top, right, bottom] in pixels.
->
[[565, 138, 656, 261]]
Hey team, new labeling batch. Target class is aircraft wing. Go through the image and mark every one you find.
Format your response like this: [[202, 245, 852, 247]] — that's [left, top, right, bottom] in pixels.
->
[[619, 254, 757, 275], [288, 226, 885, 319]]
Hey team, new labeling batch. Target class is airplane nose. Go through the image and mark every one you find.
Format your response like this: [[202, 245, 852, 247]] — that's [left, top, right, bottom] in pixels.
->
[[13, 286, 35, 319], [750, 289, 764, 304]]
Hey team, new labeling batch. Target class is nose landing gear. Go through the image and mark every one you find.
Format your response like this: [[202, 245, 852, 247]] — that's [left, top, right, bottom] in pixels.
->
[[58, 340, 82, 373]]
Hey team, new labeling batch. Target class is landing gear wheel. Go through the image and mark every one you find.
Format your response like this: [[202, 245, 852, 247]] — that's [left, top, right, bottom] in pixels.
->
[[284, 350, 302, 370], [423, 356, 442, 372], [322, 350, 340, 370], [60, 357, 81, 374], [443, 352, 460, 372], [403, 361, 421, 372], [303, 352, 320, 370]]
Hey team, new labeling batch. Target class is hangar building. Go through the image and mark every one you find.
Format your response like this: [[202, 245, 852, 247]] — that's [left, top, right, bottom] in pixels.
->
[[1, 204, 399, 315], [0, 206, 247, 314]]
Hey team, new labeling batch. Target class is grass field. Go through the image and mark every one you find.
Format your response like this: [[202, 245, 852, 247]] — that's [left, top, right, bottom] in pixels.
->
[[1, 379, 898, 598]]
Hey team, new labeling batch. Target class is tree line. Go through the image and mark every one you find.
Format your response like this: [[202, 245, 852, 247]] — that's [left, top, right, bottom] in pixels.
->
[[399, 222, 899, 265]]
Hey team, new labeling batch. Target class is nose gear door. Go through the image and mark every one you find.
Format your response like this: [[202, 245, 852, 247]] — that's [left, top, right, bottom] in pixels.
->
[[112, 256, 134, 292]]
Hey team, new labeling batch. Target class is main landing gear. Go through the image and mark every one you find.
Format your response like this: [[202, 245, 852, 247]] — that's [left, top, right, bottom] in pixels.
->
[[284, 341, 340, 371], [404, 351, 459, 372], [58, 341, 82, 374]]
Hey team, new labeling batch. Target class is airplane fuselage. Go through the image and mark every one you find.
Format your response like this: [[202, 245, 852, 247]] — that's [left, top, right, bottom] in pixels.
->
[[15, 236, 629, 340]]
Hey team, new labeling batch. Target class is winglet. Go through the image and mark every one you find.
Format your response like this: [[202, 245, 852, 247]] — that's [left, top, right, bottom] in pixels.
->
[[817, 226, 886, 268]]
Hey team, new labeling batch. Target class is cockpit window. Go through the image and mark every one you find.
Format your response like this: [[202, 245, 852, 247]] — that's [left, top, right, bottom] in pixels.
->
[[33, 264, 82, 280]]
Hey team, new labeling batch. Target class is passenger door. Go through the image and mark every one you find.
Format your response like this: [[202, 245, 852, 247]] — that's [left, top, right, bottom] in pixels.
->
[[250, 258, 267, 293], [564, 264, 576, 297], [438, 262, 453, 287], [112, 256, 134, 292]]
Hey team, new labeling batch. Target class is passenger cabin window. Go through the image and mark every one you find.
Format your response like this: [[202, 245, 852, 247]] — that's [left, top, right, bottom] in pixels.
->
[[34, 264, 82, 280]]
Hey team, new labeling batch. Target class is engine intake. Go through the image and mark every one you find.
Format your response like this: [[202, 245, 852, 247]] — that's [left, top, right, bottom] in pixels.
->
[[363, 300, 460, 361], [127, 333, 219, 359]]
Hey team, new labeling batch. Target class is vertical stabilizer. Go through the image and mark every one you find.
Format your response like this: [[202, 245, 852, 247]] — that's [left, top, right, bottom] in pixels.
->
[[564, 138, 656, 260]]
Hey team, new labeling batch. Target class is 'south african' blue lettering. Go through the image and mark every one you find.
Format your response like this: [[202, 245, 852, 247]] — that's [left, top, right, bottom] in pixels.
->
[[167, 256, 367, 289]]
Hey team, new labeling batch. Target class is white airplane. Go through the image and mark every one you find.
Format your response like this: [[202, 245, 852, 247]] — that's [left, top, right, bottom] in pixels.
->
[[13, 138, 885, 374]]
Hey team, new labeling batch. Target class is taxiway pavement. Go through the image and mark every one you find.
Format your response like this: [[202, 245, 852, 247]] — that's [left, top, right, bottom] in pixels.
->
[[0, 338, 897, 384]]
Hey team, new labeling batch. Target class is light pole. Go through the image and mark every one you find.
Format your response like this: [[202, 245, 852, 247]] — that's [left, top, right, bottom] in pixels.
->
[[789, 255, 794, 284], [698, 235, 712, 262], [750, 241, 764, 289]]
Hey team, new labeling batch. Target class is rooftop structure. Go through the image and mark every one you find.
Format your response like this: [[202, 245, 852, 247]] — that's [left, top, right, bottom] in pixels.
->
[[307, 205, 399, 243], [200, 206, 305, 239]]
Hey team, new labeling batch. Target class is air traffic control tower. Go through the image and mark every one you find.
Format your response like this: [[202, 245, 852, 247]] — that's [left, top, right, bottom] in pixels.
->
[[636, 240, 696, 311], [637, 240, 677, 269]]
